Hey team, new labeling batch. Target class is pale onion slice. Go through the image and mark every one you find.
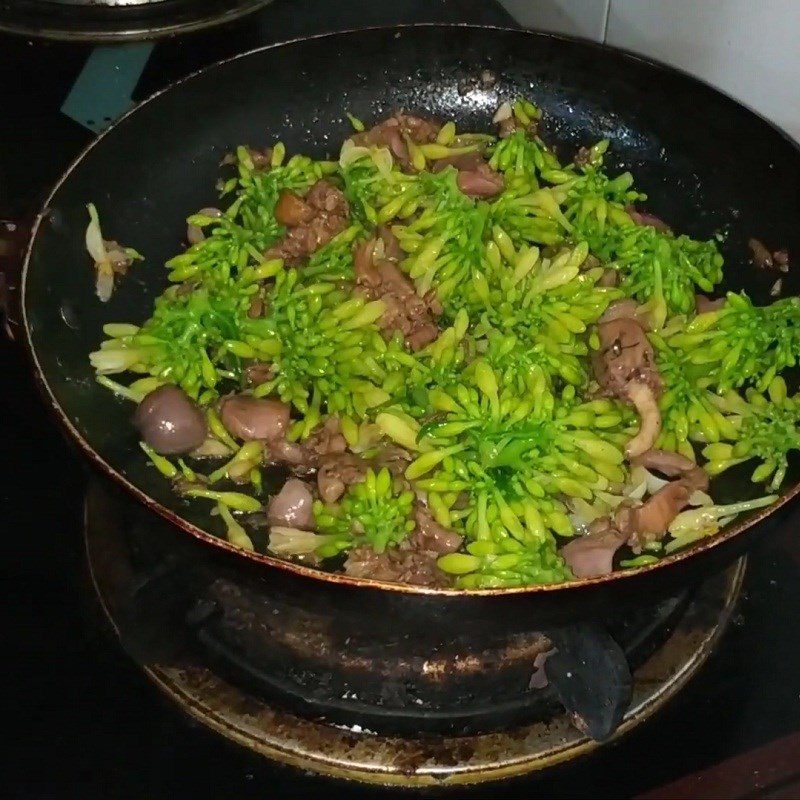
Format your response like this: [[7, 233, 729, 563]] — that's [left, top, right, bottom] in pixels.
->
[[269, 526, 326, 556], [492, 101, 512, 123]]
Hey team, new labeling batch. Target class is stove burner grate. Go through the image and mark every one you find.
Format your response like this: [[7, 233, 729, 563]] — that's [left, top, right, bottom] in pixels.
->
[[84, 478, 746, 785]]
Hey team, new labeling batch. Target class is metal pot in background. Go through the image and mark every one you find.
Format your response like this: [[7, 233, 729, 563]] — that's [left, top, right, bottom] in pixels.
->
[[0, 0, 272, 41]]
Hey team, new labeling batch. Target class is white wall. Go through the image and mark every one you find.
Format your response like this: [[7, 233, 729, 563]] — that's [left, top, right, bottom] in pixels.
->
[[500, 0, 800, 143]]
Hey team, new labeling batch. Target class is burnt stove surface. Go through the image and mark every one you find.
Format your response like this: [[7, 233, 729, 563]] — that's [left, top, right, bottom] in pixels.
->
[[190, 580, 678, 738], [89, 477, 687, 739]]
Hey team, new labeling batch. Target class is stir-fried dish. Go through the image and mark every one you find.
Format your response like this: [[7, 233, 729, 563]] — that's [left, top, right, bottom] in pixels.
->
[[89, 99, 795, 589]]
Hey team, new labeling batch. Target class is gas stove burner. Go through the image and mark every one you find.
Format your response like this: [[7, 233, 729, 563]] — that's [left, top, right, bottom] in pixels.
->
[[85, 477, 746, 786], [0, 0, 271, 41]]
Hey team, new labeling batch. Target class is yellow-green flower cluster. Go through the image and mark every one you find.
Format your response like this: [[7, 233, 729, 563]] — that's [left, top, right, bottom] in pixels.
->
[[314, 467, 416, 555], [377, 362, 629, 586]]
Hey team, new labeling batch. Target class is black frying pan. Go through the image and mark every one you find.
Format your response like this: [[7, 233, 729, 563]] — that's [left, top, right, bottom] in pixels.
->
[[16, 25, 800, 624]]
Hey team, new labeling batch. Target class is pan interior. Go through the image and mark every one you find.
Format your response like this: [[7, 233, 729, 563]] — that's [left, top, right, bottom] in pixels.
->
[[23, 26, 800, 577]]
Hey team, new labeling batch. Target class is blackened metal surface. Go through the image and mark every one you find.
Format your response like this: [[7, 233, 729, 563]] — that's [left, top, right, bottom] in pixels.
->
[[0, 0, 271, 41], [544, 624, 632, 741]]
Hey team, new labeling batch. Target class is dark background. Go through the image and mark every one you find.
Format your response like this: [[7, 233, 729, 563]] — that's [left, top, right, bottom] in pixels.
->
[[2, 1, 799, 797]]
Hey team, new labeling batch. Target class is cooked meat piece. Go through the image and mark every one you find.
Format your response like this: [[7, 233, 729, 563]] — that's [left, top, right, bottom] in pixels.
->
[[748, 240, 791, 274], [344, 544, 448, 586], [274, 190, 315, 226], [134, 385, 208, 455], [267, 479, 315, 530], [593, 301, 662, 457], [581, 253, 601, 271], [562, 451, 706, 572], [588, 454, 711, 552], [598, 268, 618, 287], [257, 415, 407, 500], [632, 449, 694, 477], [219, 395, 290, 442], [264, 438, 308, 467], [265, 179, 349, 264], [695, 294, 725, 314], [616, 481, 692, 551], [432, 151, 504, 198], [631, 449, 708, 491], [303, 417, 348, 459], [306, 179, 349, 215], [773, 249, 790, 271], [494, 105, 537, 139], [598, 299, 641, 325], [625, 205, 672, 233], [247, 296, 264, 319], [264, 226, 303, 264], [354, 238, 441, 350], [396, 113, 441, 142], [100, 240, 136, 276], [682, 466, 709, 493], [374, 445, 413, 477], [405, 320, 441, 351], [353, 119, 406, 161], [246, 147, 272, 170], [594, 307, 660, 398], [457, 163, 504, 198], [574, 146, 592, 168], [244, 361, 274, 387], [259, 417, 351, 474], [413, 506, 462, 555], [352, 112, 441, 171], [497, 116, 519, 138], [560, 517, 628, 578], [626, 383, 662, 458], [317, 452, 368, 503], [376, 225, 402, 261], [431, 152, 485, 173], [749, 238, 773, 270]]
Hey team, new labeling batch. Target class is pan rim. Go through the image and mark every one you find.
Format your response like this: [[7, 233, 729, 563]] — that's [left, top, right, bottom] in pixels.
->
[[20, 22, 800, 596]]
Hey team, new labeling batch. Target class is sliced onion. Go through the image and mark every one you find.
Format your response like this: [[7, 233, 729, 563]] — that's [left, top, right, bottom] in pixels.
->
[[269, 526, 325, 556], [89, 346, 142, 373], [626, 466, 650, 500], [371, 146, 394, 177], [351, 422, 381, 453], [190, 437, 233, 458], [569, 497, 605, 525], [567, 513, 590, 536], [689, 489, 713, 507], [85, 203, 107, 264], [187, 224, 205, 245], [596, 491, 626, 509], [339, 138, 371, 169], [493, 102, 512, 123], [668, 495, 777, 537], [95, 267, 114, 303], [626, 383, 662, 457], [638, 466, 670, 495]]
